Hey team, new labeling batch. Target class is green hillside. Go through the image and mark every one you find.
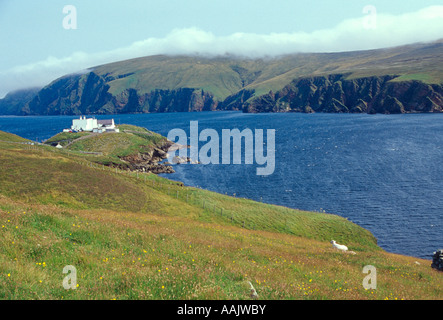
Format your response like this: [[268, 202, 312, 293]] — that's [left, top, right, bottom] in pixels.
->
[[93, 40, 443, 101], [0, 129, 441, 300], [46, 125, 164, 154], [95, 55, 249, 100]]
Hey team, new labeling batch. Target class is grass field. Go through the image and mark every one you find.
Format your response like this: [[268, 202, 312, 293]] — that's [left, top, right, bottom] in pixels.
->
[[0, 130, 441, 300]]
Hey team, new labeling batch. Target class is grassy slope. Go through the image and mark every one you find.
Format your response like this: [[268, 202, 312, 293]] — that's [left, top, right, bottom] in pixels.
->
[[0, 131, 31, 143], [94, 55, 247, 100], [45, 132, 91, 147], [66, 131, 163, 157], [91, 40, 443, 102], [0, 132, 441, 300]]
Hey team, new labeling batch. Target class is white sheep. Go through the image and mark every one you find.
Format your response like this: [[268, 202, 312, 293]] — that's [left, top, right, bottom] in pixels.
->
[[331, 240, 348, 251]]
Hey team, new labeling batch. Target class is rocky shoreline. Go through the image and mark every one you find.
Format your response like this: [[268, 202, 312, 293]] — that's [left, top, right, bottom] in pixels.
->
[[120, 141, 195, 174]]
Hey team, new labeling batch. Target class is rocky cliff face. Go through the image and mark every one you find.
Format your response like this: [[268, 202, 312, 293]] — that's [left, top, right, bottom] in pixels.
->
[[23, 71, 219, 115], [114, 88, 218, 113], [19, 72, 443, 116], [23, 72, 113, 115], [0, 87, 40, 115], [242, 75, 443, 114], [220, 89, 255, 111]]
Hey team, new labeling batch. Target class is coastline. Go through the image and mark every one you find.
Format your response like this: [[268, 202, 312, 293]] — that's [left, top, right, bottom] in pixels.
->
[[1, 128, 442, 300], [0, 112, 441, 259]]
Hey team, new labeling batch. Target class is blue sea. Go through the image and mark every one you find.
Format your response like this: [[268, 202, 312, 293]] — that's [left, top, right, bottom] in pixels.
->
[[1, 111, 442, 259]]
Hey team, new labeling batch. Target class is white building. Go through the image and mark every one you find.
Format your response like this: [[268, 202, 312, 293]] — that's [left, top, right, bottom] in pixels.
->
[[71, 116, 98, 132], [70, 116, 119, 133]]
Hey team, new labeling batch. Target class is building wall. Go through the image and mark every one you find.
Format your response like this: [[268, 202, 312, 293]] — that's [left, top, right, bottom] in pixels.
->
[[71, 118, 98, 131]]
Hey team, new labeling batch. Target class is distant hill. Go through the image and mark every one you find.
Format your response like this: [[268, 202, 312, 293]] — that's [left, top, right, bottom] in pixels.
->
[[3, 39, 443, 115], [0, 88, 40, 115]]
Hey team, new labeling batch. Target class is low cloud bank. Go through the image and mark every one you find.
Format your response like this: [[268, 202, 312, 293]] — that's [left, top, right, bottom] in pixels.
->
[[1, 5, 442, 98]]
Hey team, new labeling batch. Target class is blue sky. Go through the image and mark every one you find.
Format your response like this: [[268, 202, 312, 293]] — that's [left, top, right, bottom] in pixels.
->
[[0, 0, 442, 97]]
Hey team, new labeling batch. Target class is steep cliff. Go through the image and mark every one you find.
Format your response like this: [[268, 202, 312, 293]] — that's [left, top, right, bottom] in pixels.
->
[[0, 87, 40, 115], [242, 75, 443, 114], [23, 72, 114, 115], [21, 72, 443, 115], [114, 88, 219, 113], [22, 71, 219, 115]]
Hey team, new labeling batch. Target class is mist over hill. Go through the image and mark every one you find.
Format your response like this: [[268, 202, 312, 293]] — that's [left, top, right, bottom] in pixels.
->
[[0, 88, 41, 115], [1, 40, 443, 115]]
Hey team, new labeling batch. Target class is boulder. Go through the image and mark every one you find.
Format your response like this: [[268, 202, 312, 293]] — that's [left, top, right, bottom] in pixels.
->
[[431, 249, 443, 271]]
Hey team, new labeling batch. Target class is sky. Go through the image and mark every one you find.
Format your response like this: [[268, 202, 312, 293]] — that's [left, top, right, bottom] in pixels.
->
[[0, 0, 442, 97]]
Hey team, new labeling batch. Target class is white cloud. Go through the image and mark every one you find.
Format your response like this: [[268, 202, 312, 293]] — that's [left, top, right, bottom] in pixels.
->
[[1, 5, 442, 98]]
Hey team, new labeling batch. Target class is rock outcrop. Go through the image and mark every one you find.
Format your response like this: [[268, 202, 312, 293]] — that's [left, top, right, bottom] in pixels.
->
[[431, 249, 443, 271], [241, 75, 443, 114], [118, 140, 197, 174], [120, 140, 176, 174]]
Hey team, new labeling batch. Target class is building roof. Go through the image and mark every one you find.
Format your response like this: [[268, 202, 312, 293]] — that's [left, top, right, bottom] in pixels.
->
[[97, 119, 114, 126]]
